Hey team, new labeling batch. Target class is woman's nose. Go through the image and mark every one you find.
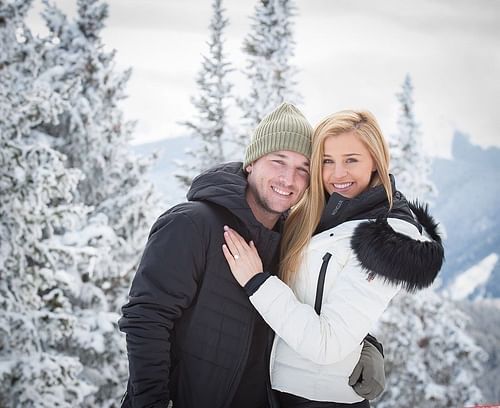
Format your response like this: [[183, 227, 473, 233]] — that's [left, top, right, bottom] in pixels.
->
[[334, 163, 347, 178]]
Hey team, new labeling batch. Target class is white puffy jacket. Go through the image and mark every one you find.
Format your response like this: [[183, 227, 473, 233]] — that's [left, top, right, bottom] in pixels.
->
[[249, 204, 443, 403]]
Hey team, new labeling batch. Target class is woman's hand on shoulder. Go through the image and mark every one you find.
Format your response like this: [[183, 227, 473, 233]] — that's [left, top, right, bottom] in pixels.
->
[[222, 226, 263, 287]]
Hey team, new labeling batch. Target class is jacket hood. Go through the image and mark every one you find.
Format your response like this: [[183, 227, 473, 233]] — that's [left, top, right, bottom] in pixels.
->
[[187, 162, 247, 207], [351, 201, 445, 292], [187, 162, 284, 235]]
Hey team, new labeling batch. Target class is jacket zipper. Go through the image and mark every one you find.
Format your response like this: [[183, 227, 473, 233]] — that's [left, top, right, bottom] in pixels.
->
[[314, 252, 332, 315]]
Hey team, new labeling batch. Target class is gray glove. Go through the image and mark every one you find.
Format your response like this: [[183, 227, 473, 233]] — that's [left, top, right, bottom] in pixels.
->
[[348, 339, 386, 400]]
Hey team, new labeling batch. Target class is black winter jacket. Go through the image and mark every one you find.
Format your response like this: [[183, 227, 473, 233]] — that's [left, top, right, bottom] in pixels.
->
[[119, 163, 282, 408]]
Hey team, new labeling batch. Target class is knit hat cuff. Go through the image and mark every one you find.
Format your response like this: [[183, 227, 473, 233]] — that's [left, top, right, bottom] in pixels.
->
[[244, 131, 312, 167]]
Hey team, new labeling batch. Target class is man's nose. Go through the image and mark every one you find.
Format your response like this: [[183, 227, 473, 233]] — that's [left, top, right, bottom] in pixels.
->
[[280, 166, 296, 185]]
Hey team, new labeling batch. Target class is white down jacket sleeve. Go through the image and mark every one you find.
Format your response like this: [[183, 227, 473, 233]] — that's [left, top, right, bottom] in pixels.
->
[[249, 219, 424, 365]]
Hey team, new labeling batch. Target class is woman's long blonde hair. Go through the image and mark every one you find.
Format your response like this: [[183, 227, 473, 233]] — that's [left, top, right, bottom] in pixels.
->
[[279, 110, 393, 284]]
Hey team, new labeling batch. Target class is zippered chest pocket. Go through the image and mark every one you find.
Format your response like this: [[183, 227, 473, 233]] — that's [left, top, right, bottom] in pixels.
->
[[314, 252, 332, 315]]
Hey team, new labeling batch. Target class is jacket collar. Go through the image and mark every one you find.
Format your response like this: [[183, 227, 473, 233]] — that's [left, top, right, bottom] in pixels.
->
[[317, 174, 417, 232]]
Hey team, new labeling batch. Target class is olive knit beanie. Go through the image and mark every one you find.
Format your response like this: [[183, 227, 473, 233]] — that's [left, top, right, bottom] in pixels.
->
[[243, 102, 313, 168]]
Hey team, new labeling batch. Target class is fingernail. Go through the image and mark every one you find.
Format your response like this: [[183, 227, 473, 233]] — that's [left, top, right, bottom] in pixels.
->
[[223, 225, 229, 231]]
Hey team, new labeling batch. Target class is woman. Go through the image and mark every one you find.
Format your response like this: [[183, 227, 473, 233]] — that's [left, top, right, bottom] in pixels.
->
[[222, 110, 444, 407]]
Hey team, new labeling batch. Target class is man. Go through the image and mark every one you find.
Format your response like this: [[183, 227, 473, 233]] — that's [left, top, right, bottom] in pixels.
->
[[119, 102, 384, 408]]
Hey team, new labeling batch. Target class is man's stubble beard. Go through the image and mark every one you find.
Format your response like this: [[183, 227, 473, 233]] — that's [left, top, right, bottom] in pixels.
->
[[247, 182, 284, 217]]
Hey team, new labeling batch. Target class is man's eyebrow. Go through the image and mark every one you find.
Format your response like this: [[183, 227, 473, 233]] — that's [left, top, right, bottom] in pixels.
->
[[269, 152, 286, 158]]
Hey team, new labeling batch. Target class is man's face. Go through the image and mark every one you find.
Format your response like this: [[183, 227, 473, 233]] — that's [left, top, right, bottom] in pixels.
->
[[245, 150, 310, 229]]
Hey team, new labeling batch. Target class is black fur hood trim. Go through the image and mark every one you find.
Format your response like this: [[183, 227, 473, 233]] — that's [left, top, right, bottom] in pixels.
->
[[351, 201, 444, 292]]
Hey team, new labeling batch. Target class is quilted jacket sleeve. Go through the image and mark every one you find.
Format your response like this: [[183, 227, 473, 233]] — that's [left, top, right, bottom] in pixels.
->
[[118, 211, 205, 407]]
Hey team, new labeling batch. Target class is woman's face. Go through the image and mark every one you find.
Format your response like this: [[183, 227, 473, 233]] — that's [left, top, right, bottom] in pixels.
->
[[322, 131, 376, 198]]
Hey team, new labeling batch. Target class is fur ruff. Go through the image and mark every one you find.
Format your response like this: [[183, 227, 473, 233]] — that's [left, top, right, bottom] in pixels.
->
[[351, 201, 444, 292]]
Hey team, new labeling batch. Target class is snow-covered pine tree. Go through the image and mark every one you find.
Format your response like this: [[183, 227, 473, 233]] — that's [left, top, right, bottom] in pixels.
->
[[176, 0, 234, 187], [389, 74, 436, 202], [0, 1, 161, 405], [0, 1, 104, 405], [373, 290, 486, 408], [377, 74, 475, 407], [33, 1, 159, 405], [458, 300, 500, 402], [40, 0, 157, 289], [237, 0, 301, 148]]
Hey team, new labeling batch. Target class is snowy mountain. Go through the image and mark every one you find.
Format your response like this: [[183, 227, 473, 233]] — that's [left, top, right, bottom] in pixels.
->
[[133, 131, 500, 299], [431, 131, 500, 299]]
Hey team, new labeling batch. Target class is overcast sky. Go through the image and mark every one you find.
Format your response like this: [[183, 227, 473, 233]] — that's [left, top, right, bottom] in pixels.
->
[[28, 0, 500, 158]]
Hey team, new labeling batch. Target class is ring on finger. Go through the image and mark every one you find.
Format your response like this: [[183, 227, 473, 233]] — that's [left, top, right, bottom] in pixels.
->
[[233, 254, 240, 260]]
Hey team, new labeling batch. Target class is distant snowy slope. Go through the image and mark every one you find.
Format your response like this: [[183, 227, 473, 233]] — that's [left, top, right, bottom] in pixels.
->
[[445, 253, 498, 300], [474, 260, 500, 299]]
